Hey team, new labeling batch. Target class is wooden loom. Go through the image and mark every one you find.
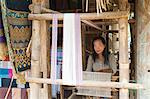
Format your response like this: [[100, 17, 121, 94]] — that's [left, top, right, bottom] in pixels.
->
[[26, 1, 144, 99]]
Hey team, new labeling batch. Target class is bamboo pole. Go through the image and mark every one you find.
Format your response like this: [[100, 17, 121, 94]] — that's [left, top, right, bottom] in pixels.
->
[[119, 17, 129, 99], [28, 11, 129, 20], [26, 77, 143, 89]]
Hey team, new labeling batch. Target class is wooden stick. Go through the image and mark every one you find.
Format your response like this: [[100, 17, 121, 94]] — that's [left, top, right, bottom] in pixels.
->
[[96, 0, 100, 14], [4, 76, 14, 99], [85, 0, 88, 12], [26, 38, 32, 58], [101, 0, 106, 11], [26, 77, 144, 89], [82, 20, 102, 31], [28, 11, 129, 20], [41, 7, 60, 13], [98, 0, 102, 13]]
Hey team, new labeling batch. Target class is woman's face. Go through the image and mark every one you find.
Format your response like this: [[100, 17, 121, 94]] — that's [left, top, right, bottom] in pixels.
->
[[93, 39, 105, 54]]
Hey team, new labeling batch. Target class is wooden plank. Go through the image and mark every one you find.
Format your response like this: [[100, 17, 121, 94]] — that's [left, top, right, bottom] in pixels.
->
[[119, 17, 129, 99], [26, 78, 143, 89], [28, 11, 129, 20]]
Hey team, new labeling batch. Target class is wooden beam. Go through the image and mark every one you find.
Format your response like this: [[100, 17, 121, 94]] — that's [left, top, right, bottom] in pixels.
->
[[26, 78, 144, 89], [28, 11, 129, 20]]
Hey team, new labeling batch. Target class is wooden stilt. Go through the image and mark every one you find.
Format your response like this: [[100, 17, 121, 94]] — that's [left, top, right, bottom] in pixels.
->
[[30, 20, 41, 99], [119, 17, 129, 99], [30, 1, 42, 99], [118, 0, 129, 98]]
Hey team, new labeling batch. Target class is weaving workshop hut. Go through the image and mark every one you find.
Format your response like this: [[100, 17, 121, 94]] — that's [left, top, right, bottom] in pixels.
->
[[0, 0, 150, 99]]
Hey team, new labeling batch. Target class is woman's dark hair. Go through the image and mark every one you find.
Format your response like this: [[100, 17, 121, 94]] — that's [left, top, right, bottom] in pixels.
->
[[92, 36, 109, 65]]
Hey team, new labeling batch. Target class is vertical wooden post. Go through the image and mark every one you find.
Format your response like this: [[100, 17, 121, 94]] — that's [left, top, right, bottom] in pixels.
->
[[42, 0, 52, 98], [119, 17, 129, 99], [30, 20, 41, 99], [40, 20, 48, 99], [118, 0, 129, 99], [82, 25, 86, 70], [30, 1, 41, 99]]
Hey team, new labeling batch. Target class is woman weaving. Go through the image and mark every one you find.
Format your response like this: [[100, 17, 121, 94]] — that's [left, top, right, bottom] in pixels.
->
[[86, 36, 116, 73]]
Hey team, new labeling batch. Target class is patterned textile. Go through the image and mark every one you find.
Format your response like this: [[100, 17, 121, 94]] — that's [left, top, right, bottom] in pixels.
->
[[9, 25, 31, 48], [0, 78, 29, 88], [1, 0, 14, 63], [0, 88, 29, 99], [13, 48, 31, 72], [0, 68, 12, 87], [0, 88, 12, 99], [7, 9, 29, 18], [6, 8, 31, 72], [0, 68, 12, 78], [0, 61, 12, 69]]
